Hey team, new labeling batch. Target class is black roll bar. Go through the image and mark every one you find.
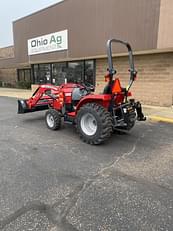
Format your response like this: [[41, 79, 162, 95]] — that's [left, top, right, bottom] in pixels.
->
[[107, 39, 137, 81]]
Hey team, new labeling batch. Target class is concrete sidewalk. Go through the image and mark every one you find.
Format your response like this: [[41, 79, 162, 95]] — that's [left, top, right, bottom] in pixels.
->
[[143, 105, 173, 124], [0, 87, 32, 99], [0, 87, 173, 123]]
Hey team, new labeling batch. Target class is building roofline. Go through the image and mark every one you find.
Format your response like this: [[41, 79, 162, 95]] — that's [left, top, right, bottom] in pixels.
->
[[13, 0, 65, 24], [0, 45, 14, 50]]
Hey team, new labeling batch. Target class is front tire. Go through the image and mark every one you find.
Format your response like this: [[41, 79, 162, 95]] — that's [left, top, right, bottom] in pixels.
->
[[76, 103, 112, 144], [45, 109, 61, 130]]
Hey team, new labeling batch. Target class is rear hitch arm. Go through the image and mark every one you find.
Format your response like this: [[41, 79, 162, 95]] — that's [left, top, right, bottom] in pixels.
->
[[129, 99, 146, 121], [135, 101, 146, 121]]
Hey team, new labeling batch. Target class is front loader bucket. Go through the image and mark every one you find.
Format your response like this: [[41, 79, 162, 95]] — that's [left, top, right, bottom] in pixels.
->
[[18, 100, 30, 114], [18, 99, 49, 114]]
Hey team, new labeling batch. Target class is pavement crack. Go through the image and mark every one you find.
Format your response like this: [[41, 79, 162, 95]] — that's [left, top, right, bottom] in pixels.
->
[[0, 201, 50, 229], [98, 132, 146, 177], [60, 180, 92, 220], [0, 184, 83, 230], [56, 132, 148, 227]]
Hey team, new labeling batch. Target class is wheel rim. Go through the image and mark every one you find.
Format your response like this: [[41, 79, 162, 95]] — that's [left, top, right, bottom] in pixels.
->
[[46, 114, 55, 128], [80, 113, 97, 136]]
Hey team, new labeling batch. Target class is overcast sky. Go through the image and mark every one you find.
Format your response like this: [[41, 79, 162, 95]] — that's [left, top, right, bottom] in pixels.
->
[[0, 0, 62, 48]]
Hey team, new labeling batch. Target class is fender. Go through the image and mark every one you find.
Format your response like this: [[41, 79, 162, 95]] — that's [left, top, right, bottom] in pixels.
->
[[75, 94, 112, 112]]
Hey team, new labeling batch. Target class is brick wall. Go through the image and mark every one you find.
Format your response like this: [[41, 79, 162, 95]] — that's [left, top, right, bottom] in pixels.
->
[[0, 68, 17, 87], [95, 52, 173, 106], [0, 46, 16, 87], [0, 46, 14, 59]]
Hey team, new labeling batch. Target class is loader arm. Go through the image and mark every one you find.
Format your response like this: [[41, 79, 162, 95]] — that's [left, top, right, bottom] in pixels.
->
[[18, 84, 59, 114]]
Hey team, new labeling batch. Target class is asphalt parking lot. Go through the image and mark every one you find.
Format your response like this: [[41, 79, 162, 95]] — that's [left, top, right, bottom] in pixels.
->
[[0, 96, 173, 231]]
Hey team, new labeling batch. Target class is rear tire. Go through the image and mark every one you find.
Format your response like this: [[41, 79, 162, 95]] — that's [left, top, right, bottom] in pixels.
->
[[76, 103, 112, 144], [45, 109, 61, 130]]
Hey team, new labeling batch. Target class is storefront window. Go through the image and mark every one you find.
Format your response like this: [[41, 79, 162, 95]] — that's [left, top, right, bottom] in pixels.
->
[[32, 60, 95, 86], [17, 69, 32, 89], [84, 60, 95, 85], [52, 62, 66, 85], [18, 69, 31, 82], [33, 64, 39, 83], [67, 61, 84, 83], [39, 64, 51, 84], [33, 64, 51, 84]]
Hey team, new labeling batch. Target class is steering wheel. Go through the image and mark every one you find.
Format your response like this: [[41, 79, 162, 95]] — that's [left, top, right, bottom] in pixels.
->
[[82, 82, 95, 92]]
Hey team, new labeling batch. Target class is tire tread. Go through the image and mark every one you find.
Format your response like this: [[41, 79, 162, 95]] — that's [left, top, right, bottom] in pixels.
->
[[76, 103, 112, 144], [45, 109, 61, 130]]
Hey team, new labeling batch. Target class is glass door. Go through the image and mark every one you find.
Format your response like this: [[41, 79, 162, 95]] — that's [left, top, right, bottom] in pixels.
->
[[39, 64, 52, 84]]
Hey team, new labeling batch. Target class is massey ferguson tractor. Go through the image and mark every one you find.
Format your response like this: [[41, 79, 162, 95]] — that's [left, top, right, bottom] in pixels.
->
[[18, 39, 146, 144]]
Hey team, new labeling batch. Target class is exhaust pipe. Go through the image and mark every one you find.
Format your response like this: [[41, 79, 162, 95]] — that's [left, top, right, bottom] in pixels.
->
[[18, 99, 49, 114]]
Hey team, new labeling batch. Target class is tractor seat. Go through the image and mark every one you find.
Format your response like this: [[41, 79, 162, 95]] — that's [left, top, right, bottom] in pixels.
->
[[103, 84, 112, 94]]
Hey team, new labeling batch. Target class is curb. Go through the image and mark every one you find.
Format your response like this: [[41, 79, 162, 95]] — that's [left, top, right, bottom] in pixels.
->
[[148, 116, 173, 124]]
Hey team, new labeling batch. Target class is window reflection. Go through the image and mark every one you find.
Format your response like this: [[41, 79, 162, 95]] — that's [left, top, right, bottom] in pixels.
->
[[39, 64, 51, 84], [85, 60, 95, 85], [52, 62, 66, 85], [67, 61, 84, 83], [32, 60, 95, 86]]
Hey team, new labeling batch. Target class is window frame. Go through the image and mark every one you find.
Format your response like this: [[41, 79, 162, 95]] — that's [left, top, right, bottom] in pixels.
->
[[31, 59, 96, 86]]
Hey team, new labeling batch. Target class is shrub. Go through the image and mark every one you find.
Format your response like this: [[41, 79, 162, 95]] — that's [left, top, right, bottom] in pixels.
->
[[16, 81, 31, 89]]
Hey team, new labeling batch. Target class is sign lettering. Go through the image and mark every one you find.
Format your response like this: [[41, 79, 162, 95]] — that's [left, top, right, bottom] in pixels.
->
[[28, 30, 68, 55]]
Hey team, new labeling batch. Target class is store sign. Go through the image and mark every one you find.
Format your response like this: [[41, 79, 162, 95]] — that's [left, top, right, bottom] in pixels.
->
[[28, 29, 68, 55]]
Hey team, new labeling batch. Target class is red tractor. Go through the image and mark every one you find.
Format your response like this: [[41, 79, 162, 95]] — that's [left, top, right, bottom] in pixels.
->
[[18, 39, 146, 144]]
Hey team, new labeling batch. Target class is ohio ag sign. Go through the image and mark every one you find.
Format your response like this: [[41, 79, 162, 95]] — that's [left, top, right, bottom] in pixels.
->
[[28, 29, 68, 55]]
